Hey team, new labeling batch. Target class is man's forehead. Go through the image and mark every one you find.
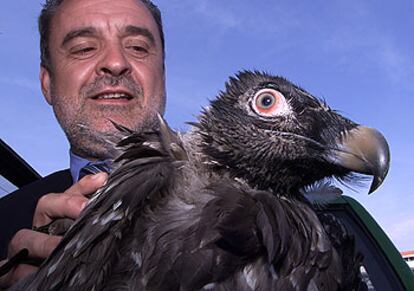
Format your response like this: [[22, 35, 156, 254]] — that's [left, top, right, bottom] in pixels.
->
[[51, 0, 157, 36], [57, 0, 147, 12]]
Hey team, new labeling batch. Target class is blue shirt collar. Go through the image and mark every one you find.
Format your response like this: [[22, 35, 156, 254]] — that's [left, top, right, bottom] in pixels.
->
[[70, 152, 113, 183], [69, 152, 91, 183]]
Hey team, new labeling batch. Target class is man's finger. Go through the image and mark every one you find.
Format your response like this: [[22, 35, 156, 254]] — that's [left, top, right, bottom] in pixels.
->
[[66, 172, 108, 196], [8, 229, 62, 259], [0, 260, 37, 288], [0, 249, 28, 277], [33, 172, 108, 227], [33, 193, 88, 227]]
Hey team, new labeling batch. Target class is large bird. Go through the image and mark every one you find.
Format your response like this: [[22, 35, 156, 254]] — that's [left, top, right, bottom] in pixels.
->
[[11, 71, 389, 291]]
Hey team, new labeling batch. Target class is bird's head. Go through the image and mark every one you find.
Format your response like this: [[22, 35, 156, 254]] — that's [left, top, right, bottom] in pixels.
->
[[196, 71, 390, 196]]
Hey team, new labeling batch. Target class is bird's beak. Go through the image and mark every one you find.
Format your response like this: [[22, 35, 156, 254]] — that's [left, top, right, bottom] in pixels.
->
[[327, 126, 390, 194]]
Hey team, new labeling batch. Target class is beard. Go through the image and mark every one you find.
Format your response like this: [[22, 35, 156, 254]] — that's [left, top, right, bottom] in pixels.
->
[[62, 109, 160, 161], [51, 75, 163, 161]]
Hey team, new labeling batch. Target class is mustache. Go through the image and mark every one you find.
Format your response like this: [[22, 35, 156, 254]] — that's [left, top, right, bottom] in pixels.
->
[[81, 75, 143, 98]]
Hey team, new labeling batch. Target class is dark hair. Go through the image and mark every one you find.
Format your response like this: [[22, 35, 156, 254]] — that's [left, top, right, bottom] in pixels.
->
[[38, 0, 165, 71]]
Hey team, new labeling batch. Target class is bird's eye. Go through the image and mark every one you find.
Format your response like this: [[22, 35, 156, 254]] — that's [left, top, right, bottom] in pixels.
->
[[251, 89, 289, 117], [257, 94, 275, 109]]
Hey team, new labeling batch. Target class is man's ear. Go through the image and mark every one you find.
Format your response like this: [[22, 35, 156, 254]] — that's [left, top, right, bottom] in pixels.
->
[[40, 66, 52, 105]]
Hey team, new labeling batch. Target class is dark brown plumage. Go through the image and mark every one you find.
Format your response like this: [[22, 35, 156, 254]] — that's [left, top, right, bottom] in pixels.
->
[[11, 71, 389, 291]]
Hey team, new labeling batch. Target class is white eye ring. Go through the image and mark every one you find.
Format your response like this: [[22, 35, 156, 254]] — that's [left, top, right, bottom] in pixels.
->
[[251, 89, 290, 117]]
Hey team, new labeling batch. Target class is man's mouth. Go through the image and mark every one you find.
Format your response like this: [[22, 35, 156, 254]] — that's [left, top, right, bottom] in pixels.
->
[[91, 92, 134, 100]]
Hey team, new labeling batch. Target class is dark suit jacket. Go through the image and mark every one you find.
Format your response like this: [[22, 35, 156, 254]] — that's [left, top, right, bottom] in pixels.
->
[[0, 170, 72, 258]]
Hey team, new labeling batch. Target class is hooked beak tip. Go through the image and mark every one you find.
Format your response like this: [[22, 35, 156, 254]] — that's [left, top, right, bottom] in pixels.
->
[[329, 126, 390, 194]]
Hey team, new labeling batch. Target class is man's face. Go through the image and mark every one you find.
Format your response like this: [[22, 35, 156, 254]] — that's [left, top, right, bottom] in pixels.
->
[[41, 0, 165, 160]]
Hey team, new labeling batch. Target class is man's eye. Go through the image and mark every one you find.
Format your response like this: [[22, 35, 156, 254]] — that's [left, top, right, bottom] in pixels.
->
[[131, 46, 147, 52], [71, 46, 96, 56], [126, 44, 149, 58]]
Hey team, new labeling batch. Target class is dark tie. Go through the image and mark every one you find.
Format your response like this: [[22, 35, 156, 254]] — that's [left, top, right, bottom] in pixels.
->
[[78, 161, 112, 181]]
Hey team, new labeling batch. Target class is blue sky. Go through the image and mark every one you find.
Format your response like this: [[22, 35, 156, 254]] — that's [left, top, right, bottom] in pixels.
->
[[1, 0, 413, 250]]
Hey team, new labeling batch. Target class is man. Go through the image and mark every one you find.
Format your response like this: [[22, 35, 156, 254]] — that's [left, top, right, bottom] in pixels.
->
[[0, 0, 166, 287]]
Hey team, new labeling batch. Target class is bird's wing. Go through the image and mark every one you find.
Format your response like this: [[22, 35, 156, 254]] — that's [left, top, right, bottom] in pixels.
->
[[135, 178, 341, 291], [126, 180, 264, 291], [191, 189, 344, 291], [318, 212, 366, 290], [18, 120, 186, 291], [252, 193, 344, 291]]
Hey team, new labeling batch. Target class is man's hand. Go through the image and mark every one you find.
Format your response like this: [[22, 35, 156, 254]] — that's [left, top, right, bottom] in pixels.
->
[[0, 172, 108, 288]]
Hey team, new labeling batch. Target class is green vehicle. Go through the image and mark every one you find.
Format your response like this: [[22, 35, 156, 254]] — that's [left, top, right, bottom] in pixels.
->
[[322, 196, 414, 291], [1, 139, 413, 290]]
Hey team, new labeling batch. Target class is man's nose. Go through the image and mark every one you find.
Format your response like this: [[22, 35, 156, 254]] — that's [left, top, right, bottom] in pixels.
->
[[97, 44, 131, 77]]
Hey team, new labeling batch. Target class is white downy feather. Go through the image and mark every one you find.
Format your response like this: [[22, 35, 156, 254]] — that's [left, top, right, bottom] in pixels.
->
[[301, 180, 343, 208]]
